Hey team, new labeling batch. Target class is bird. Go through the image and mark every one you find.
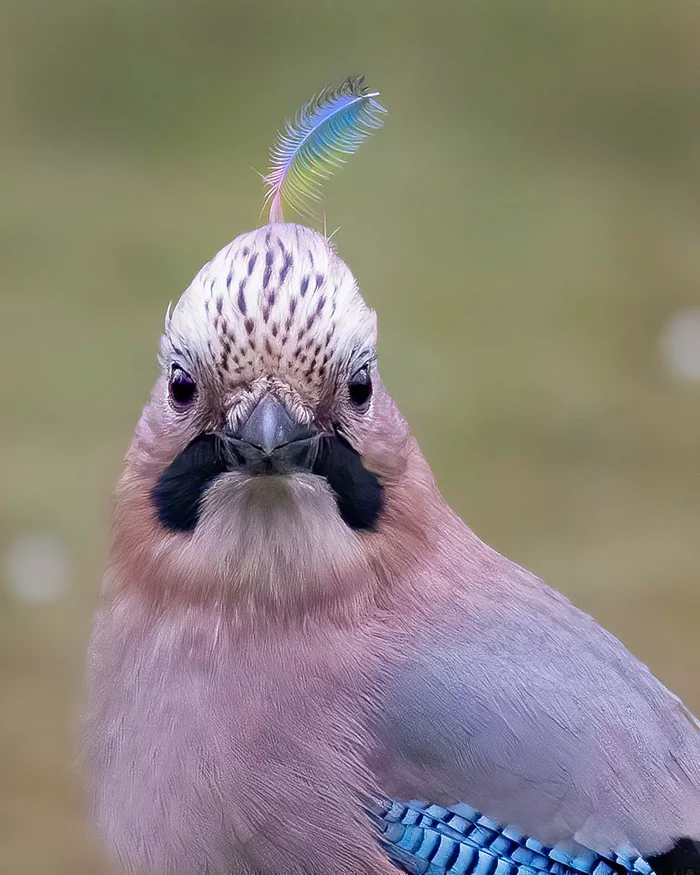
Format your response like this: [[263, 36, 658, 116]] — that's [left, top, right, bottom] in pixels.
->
[[82, 78, 700, 875]]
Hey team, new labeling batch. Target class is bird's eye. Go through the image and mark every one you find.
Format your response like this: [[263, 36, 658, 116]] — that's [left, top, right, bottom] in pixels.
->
[[348, 365, 372, 410], [169, 366, 197, 408]]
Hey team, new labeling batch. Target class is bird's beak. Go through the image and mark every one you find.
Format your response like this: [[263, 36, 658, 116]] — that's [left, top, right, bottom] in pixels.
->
[[237, 394, 313, 455], [225, 394, 319, 474]]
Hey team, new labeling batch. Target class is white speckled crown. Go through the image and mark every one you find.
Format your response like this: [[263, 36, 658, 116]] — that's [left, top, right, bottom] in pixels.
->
[[161, 224, 376, 406]]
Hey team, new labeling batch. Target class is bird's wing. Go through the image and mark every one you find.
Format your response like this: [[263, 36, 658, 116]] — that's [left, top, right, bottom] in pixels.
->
[[372, 551, 700, 874], [372, 798, 653, 875]]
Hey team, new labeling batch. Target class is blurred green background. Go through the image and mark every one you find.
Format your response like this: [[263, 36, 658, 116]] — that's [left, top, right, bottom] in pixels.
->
[[1, 1, 699, 872]]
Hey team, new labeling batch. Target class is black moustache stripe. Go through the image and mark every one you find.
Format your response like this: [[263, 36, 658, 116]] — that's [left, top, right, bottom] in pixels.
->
[[151, 432, 384, 534], [151, 434, 230, 532], [312, 435, 384, 532]]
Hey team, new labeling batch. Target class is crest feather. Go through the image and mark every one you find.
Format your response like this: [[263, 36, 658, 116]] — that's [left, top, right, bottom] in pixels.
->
[[264, 76, 386, 224]]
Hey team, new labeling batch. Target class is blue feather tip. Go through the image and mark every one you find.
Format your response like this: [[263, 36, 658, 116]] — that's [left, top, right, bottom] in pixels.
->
[[264, 76, 387, 224]]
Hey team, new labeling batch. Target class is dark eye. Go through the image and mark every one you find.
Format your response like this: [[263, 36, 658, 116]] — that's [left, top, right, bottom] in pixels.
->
[[169, 366, 197, 408], [348, 365, 372, 410]]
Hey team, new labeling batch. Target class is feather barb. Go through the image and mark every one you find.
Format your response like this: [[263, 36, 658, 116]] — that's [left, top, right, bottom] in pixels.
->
[[264, 76, 386, 224]]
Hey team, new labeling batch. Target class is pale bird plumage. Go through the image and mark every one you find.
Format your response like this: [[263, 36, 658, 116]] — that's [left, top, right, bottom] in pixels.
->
[[83, 78, 700, 875], [162, 224, 376, 417]]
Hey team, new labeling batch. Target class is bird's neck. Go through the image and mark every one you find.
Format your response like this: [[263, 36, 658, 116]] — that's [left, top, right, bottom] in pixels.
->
[[107, 446, 442, 626]]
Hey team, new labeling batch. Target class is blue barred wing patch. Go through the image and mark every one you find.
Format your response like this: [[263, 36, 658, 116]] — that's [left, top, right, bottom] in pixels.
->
[[374, 800, 654, 875]]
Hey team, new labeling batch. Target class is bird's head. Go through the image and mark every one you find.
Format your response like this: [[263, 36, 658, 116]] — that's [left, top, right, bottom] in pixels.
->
[[111, 224, 434, 615]]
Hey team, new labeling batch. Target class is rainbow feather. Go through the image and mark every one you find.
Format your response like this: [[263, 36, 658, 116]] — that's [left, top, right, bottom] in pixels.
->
[[264, 76, 386, 224]]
